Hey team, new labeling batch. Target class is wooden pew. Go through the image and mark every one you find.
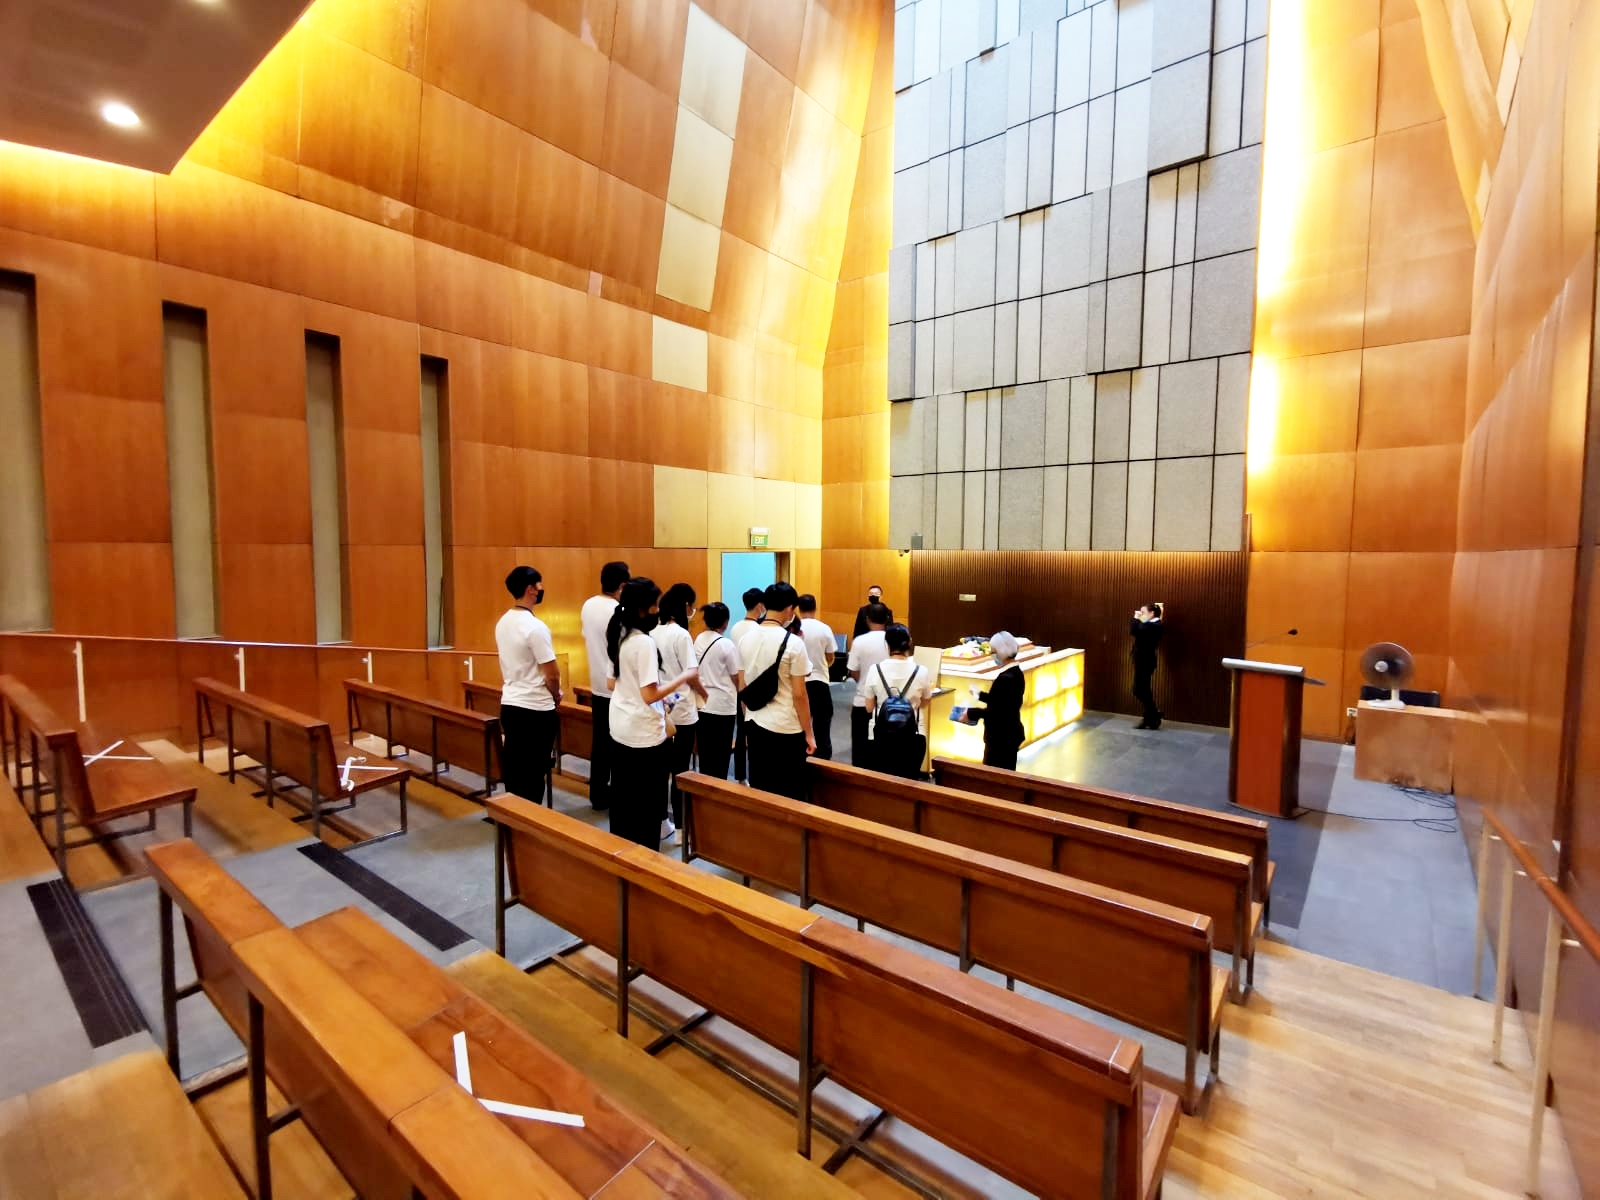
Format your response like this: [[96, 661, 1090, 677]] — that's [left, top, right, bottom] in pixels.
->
[[808, 759, 1261, 996], [678, 772, 1227, 1112], [194, 677, 409, 842], [463, 680, 592, 789], [934, 755, 1277, 924], [344, 677, 503, 799], [0, 675, 196, 874], [489, 795, 1179, 1200], [0, 1047, 246, 1199], [147, 838, 730, 1199]]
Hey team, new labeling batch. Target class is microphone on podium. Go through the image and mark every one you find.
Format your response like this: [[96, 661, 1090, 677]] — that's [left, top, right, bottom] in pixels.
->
[[1245, 628, 1298, 651]]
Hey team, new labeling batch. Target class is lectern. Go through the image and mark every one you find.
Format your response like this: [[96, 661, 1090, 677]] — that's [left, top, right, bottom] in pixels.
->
[[1223, 658, 1318, 818]]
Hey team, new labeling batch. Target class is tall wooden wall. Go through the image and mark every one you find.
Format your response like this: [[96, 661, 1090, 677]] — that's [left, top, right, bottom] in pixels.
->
[[1244, 0, 1475, 740], [1436, 0, 1600, 1184], [0, 0, 890, 678]]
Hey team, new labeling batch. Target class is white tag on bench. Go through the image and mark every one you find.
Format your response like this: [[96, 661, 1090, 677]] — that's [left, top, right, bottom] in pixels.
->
[[452, 1030, 585, 1128]]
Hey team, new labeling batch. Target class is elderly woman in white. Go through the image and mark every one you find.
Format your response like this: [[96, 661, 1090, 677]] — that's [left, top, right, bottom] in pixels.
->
[[965, 631, 1027, 770]]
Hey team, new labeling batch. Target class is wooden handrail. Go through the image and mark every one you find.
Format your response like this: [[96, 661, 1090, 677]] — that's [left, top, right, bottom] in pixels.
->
[[1481, 806, 1600, 963]]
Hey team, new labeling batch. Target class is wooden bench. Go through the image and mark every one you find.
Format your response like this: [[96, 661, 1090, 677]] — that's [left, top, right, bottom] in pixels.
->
[[147, 838, 731, 1199], [934, 755, 1278, 925], [0, 674, 196, 875], [0, 1047, 246, 1198], [344, 677, 503, 799], [463, 680, 592, 793], [678, 772, 1228, 1112], [488, 795, 1179, 1199], [195, 677, 410, 842], [808, 758, 1262, 997]]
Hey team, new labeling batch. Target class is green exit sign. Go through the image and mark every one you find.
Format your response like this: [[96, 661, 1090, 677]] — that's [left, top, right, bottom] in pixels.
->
[[749, 527, 769, 548]]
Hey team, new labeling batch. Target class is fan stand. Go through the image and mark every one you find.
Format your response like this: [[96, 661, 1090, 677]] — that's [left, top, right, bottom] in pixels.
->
[[1367, 688, 1405, 710]]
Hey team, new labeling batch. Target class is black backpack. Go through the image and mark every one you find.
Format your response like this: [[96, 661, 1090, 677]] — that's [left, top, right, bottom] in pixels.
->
[[738, 629, 792, 712], [873, 664, 921, 742]]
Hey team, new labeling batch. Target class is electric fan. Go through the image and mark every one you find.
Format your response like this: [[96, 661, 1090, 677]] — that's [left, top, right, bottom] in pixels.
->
[[1359, 642, 1414, 708]]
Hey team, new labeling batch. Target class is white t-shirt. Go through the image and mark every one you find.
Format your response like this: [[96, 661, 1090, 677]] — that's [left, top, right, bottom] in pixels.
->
[[650, 622, 698, 726], [580, 594, 618, 697], [863, 657, 932, 738], [729, 618, 762, 669], [496, 607, 557, 712], [607, 630, 666, 748], [846, 629, 890, 708], [693, 630, 742, 717], [799, 618, 836, 685], [742, 623, 812, 735]]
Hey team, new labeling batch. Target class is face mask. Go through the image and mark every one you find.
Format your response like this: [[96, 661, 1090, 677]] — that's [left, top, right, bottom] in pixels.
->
[[638, 614, 659, 632], [534, 588, 545, 605], [868, 595, 879, 604]]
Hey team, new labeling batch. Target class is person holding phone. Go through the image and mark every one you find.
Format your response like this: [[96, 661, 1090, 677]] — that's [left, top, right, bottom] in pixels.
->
[[1130, 602, 1165, 729], [962, 631, 1025, 770]]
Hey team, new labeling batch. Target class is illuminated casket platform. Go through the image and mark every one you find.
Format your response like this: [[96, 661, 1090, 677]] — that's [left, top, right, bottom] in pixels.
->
[[927, 639, 1085, 763]]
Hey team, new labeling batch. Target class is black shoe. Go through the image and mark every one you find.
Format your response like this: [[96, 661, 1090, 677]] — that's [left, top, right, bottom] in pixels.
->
[[1150, 714, 1163, 730]]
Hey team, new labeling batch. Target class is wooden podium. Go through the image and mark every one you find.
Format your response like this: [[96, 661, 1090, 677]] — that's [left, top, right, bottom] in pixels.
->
[[1223, 658, 1320, 818]]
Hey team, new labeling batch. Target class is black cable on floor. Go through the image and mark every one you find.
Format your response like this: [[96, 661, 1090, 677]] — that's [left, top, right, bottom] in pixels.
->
[[1299, 784, 1459, 833]]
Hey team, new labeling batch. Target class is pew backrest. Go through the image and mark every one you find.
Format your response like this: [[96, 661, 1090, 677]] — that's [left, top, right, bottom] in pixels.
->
[[678, 772, 1215, 1050], [345, 678, 501, 792], [195, 676, 346, 798], [807, 759, 1255, 959], [490, 795, 1163, 1199], [933, 756, 1272, 902]]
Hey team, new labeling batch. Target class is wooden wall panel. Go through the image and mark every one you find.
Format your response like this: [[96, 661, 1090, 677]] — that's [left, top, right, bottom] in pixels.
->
[[1248, 3, 1475, 738]]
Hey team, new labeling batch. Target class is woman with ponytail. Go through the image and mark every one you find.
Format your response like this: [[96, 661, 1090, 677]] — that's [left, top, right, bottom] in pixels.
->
[[605, 577, 700, 848], [651, 582, 708, 844]]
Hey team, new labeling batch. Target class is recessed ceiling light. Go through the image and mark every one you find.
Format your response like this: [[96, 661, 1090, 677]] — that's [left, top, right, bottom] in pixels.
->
[[100, 101, 140, 128]]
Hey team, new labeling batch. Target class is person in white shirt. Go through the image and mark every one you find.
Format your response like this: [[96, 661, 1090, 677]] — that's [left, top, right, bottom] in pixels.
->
[[692, 602, 744, 782], [862, 624, 933, 780], [728, 587, 766, 783], [650, 582, 709, 844], [495, 566, 562, 802], [741, 582, 814, 799], [845, 601, 892, 771], [796, 594, 837, 760], [579, 561, 629, 811], [605, 577, 699, 849]]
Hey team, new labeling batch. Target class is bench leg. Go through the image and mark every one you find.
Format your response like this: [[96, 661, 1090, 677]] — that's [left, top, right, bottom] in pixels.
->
[[182, 798, 193, 838], [797, 961, 815, 1158], [247, 995, 273, 1200], [399, 777, 409, 835], [53, 788, 67, 875], [159, 890, 180, 1076], [493, 822, 507, 958], [1183, 1035, 1199, 1115]]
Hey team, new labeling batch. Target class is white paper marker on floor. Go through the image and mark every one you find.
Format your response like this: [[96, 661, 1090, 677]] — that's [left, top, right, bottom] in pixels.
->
[[451, 1030, 585, 1128]]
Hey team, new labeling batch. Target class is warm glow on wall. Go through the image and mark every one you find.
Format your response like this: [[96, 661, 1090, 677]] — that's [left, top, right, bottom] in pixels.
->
[[1247, 0, 1307, 480]]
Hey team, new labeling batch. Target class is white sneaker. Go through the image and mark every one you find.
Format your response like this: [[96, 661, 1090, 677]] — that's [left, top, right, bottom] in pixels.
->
[[660, 817, 676, 844]]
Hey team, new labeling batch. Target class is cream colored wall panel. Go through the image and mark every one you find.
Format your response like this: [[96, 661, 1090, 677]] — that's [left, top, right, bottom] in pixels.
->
[[682, 3, 747, 137], [751, 476, 797, 547], [667, 107, 735, 226], [654, 464, 709, 547], [657, 205, 722, 310], [652, 314, 710, 390], [706, 471, 754, 546], [0, 277, 49, 631], [795, 482, 822, 549]]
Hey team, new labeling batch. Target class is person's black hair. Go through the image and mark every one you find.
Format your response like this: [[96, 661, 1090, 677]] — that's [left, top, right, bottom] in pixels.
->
[[797, 593, 817, 614], [607, 577, 661, 676], [700, 601, 730, 632], [763, 581, 799, 613], [864, 602, 891, 627], [742, 587, 766, 613], [505, 565, 542, 599], [885, 623, 912, 654], [1146, 602, 1164, 619], [659, 582, 696, 628], [867, 584, 883, 594], [600, 561, 630, 594]]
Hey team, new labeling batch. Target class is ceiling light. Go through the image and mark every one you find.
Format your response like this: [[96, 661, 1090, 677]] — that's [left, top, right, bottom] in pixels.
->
[[100, 101, 140, 128]]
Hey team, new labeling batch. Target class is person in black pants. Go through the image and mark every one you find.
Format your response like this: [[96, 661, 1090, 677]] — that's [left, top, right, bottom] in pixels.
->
[[691, 602, 744, 783], [580, 561, 630, 810], [966, 631, 1026, 770], [494, 566, 562, 801], [1130, 602, 1165, 729]]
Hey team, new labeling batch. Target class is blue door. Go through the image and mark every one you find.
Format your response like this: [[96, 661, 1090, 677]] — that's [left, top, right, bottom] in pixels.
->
[[721, 552, 777, 615]]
